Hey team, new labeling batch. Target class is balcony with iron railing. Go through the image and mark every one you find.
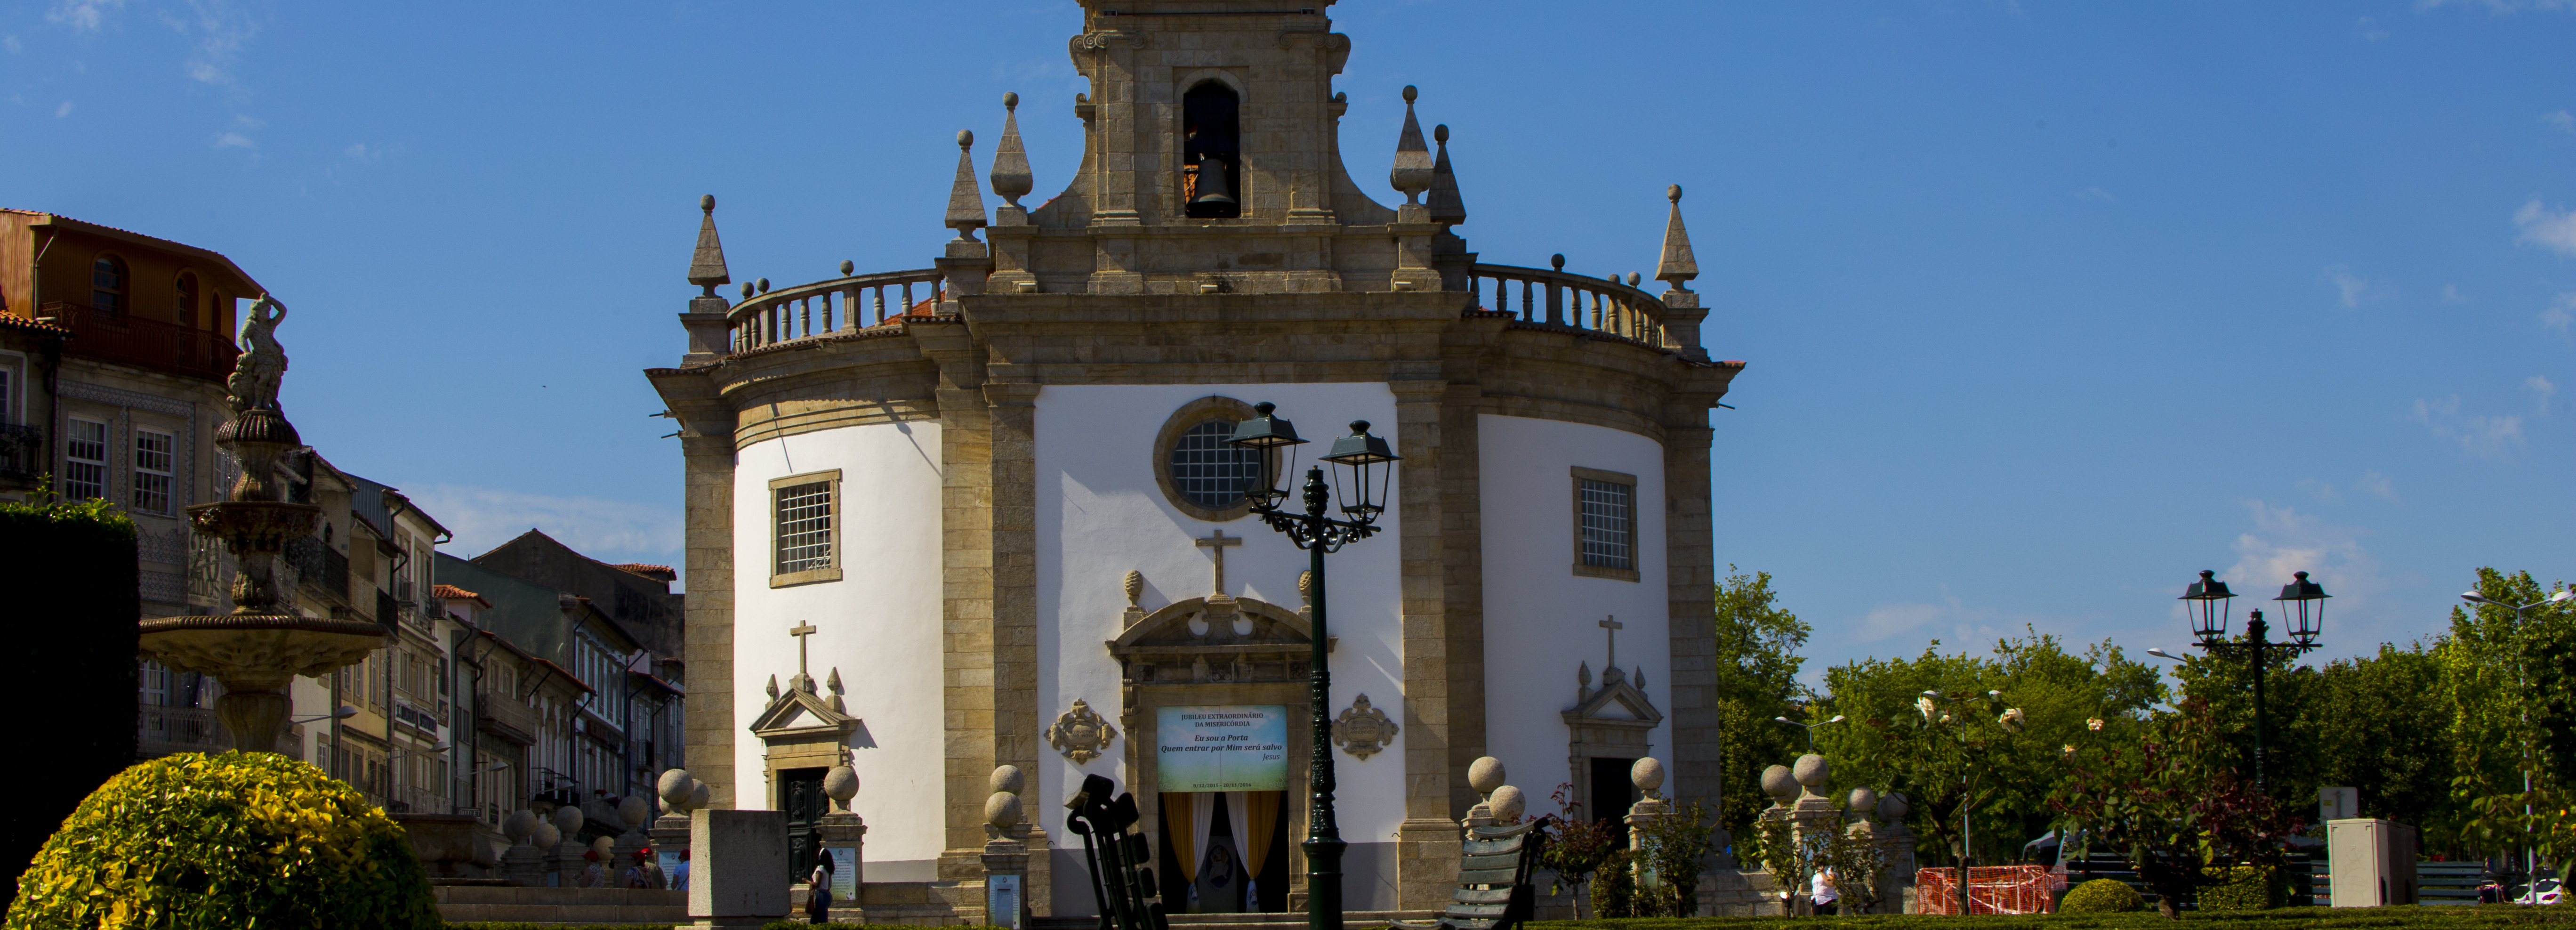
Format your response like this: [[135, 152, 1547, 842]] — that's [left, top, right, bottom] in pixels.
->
[[138, 705, 301, 760], [477, 690, 538, 743], [43, 301, 238, 382]]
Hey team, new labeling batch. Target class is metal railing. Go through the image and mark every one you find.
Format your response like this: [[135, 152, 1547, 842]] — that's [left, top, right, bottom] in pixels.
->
[[727, 268, 944, 354], [44, 301, 238, 382], [479, 690, 538, 739], [1467, 262, 1670, 348]]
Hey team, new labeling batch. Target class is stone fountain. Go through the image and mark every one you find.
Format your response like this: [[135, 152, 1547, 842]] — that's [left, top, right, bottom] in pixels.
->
[[135, 295, 388, 754]]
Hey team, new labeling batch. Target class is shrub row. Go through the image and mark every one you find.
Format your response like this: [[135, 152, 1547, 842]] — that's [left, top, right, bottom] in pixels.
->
[[1529, 904, 2576, 930]]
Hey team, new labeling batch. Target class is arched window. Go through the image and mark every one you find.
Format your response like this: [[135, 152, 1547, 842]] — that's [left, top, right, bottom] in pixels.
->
[[1182, 81, 1241, 219], [175, 272, 201, 327], [92, 255, 129, 313]]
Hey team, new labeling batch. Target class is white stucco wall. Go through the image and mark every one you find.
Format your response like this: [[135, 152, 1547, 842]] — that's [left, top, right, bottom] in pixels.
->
[[1477, 413, 1671, 805], [733, 419, 946, 874], [1036, 383, 1408, 894]]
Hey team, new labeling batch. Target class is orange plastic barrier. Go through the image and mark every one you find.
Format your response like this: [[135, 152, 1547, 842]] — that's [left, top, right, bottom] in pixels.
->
[[1915, 865, 2068, 915]]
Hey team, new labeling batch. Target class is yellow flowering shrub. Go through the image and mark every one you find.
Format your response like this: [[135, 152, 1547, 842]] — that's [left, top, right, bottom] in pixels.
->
[[4, 751, 440, 930]]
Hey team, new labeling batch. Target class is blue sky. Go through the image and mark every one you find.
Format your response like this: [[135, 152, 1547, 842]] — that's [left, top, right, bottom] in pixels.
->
[[8, 0, 2571, 682]]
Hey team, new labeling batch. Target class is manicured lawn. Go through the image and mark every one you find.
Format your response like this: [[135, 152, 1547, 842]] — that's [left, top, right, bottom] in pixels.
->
[[1531, 906, 2576, 930]]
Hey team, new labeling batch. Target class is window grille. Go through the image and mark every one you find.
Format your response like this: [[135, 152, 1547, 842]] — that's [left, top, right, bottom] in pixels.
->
[[1578, 479, 1634, 570], [775, 480, 833, 574], [1168, 419, 1260, 509], [64, 419, 109, 501], [133, 429, 174, 514]]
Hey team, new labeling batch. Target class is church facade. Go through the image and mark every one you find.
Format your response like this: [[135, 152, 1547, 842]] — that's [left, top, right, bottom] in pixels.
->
[[645, 0, 1744, 913]]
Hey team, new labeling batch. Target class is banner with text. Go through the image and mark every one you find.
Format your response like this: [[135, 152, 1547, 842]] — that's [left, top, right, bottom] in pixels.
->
[[1156, 705, 1289, 792]]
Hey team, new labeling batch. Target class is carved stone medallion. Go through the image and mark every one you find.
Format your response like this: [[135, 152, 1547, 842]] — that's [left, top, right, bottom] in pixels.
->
[[1331, 693, 1398, 760], [1047, 698, 1118, 764]]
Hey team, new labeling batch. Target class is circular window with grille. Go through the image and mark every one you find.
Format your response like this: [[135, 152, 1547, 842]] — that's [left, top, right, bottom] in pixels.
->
[[1153, 396, 1267, 522]]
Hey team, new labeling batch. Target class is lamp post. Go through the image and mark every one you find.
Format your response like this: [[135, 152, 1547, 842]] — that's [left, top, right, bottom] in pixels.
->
[[2459, 587, 2574, 905], [1772, 713, 1846, 752], [2160, 569, 2327, 793], [1228, 402, 1398, 930]]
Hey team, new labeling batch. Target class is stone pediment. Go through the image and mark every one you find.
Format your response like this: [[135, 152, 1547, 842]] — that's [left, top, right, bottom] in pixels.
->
[[749, 679, 862, 743], [1563, 665, 1661, 730], [1106, 594, 1330, 690]]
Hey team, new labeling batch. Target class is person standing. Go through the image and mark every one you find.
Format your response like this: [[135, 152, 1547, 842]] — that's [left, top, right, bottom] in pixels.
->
[[1810, 867, 1840, 916], [807, 852, 835, 924], [672, 849, 692, 892]]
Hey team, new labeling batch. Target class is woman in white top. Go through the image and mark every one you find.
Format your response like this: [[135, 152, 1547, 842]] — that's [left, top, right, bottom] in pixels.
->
[[1810, 867, 1840, 914]]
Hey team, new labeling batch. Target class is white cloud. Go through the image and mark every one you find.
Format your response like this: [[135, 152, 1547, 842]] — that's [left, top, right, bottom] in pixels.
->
[[2517, 200, 2576, 257], [2545, 110, 2576, 133], [2528, 375, 2558, 414], [2077, 186, 2117, 202], [54, 100, 72, 118], [211, 130, 252, 149], [2416, 0, 2576, 10], [2355, 470, 2398, 501], [169, 0, 257, 90], [2296, 477, 2342, 503], [409, 484, 682, 566], [2544, 293, 2575, 332], [344, 142, 380, 163], [2442, 284, 2469, 303], [2409, 394, 2525, 459], [2355, 16, 2391, 39], [2322, 264, 2374, 307], [2225, 501, 2385, 616], [46, 0, 123, 32], [4, 35, 21, 53]]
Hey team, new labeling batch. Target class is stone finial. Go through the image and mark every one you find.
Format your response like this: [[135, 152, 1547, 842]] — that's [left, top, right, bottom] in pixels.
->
[[1655, 184, 1699, 289], [617, 795, 650, 830], [990, 764, 1025, 796], [658, 769, 697, 810], [687, 780, 711, 812], [946, 129, 989, 240], [1793, 752, 1831, 788], [840, 260, 855, 276], [1551, 253, 1565, 272], [1123, 570, 1143, 607], [1298, 569, 1314, 606], [1467, 757, 1506, 797], [1848, 786, 1878, 814], [1631, 757, 1666, 798], [688, 194, 731, 296], [1389, 85, 1433, 204], [1427, 123, 1466, 225], [991, 92, 1034, 207], [757, 278, 770, 294], [1576, 661, 1592, 689], [741, 282, 756, 300], [766, 675, 780, 701], [1876, 791, 1909, 821], [1760, 764, 1798, 800], [1626, 272, 1642, 287], [985, 791, 1026, 829], [504, 809, 536, 842], [530, 821, 561, 849], [824, 765, 860, 809], [552, 805, 584, 835], [1489, 784, 1527, 822]]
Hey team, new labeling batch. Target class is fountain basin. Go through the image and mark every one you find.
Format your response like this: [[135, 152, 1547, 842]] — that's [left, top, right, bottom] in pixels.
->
[[138, 615, 388, 754]]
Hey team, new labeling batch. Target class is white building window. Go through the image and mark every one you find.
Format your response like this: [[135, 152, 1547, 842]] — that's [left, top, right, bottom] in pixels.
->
[[1571, 466, 1640, 582], [133, 428, 175, 514], [770, 469, 841, 586], [64, 418, 109, 501]]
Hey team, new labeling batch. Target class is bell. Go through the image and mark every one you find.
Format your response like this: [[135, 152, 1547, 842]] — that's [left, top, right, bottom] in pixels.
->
[[1190, 154, 1237, 210]]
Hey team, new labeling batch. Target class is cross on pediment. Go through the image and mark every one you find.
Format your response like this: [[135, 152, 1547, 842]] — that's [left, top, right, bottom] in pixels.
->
[[1599, 615, 1622, 671], [1196, 528, 1242, 596], [789, 622, 818, 679]]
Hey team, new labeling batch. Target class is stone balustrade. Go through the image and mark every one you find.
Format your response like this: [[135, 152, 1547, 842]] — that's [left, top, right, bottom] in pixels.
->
[[727, 268, 945, 353], [1468, 261, 1675, 350]]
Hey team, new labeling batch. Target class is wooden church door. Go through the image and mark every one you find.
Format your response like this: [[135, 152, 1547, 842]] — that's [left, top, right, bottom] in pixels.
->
[[781, 767, 829, 879]]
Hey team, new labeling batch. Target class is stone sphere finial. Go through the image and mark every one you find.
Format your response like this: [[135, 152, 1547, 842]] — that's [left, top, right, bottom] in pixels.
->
[[617, 795, 649, 829], [1760, 764, 1798, 799], [824, 765, 860, 804], [1550, 253, 1566, 272], [985, 791, 1025, 829], [1876, 791, 1909, 821], [700, 194, 715, 212], [1626, 272, 1642, 287], [688, 781, 711, 811], [1402, 85, 1418, 104], [1793, 753, 1831, 787], [990, 764, 1025, 796], [1848, 786, 1878, 813], [552, 805, 584, 835], [1004, 91, 1020, 111], [658, 768, 695, 805], [1630, 757, 1666, 795], [840, 259, 855, 276], [1667, 184, 1683, 203], [1489, 784, 1526, 822], [756, 277, 770, 294], [958, 129, 974, 149], [531, 821, 561, 849], [1467, 757, 1505, 795], [504, 809, 536, 841], [741, 282, 755, 299], [1434, 124, 1448, 145]]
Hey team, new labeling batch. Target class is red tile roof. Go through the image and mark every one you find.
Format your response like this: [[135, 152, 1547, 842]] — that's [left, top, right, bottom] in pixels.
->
[[433, 584, 492, 608], [611, 563, 677, 582], [0, 313, 72, 336]]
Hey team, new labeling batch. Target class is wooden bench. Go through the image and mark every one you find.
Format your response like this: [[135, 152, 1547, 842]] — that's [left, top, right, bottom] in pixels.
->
[[1389, 820, 1549, 930]]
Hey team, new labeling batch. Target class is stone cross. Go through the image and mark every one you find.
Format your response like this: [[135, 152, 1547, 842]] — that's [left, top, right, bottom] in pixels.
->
[[790, 622, 818, 677], [1196, 529, 1241, 595], [1599, 615, 1622, 671]]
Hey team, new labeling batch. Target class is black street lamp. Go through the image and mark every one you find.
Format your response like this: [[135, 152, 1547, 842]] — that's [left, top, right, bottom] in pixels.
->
[[2153, 569, 2328, 793], [1227, 402, 1397, 930]]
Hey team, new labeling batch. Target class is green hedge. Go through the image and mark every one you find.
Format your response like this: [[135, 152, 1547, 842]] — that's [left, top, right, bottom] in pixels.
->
[[2199, 865, 2285, 911], [0, 493, 138, 904], [2062, 877, 2145, 913], [1530, 905, 2576, 929]]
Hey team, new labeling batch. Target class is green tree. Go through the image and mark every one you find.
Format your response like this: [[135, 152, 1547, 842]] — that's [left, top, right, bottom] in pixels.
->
[[2050, 698, 2304, 920], [1712, 567, 1811, 848], [2448, 568, 2576, 879]]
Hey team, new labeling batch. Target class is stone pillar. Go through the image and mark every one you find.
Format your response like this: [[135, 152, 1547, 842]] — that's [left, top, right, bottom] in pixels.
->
[[652, 768, 709, 884], [1393, 377, 1463, 913], [1458, 757, 1505, 832], [551, 806, 589, 888], [689, 809, 792, 930], [612, 795, 652, 880], [1874, 792, 1917, 914], [820, 765, 869, 922], [501, 810, 547, 888], [982, 770, 1030, 930]]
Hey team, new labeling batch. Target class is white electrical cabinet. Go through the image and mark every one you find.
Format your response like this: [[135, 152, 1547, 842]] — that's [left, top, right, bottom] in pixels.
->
[[2328, 818, 2417, 907]]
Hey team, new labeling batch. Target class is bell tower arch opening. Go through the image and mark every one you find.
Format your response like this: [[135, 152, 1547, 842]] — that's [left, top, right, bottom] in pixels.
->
[[1182, 81, 1241, 218]]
